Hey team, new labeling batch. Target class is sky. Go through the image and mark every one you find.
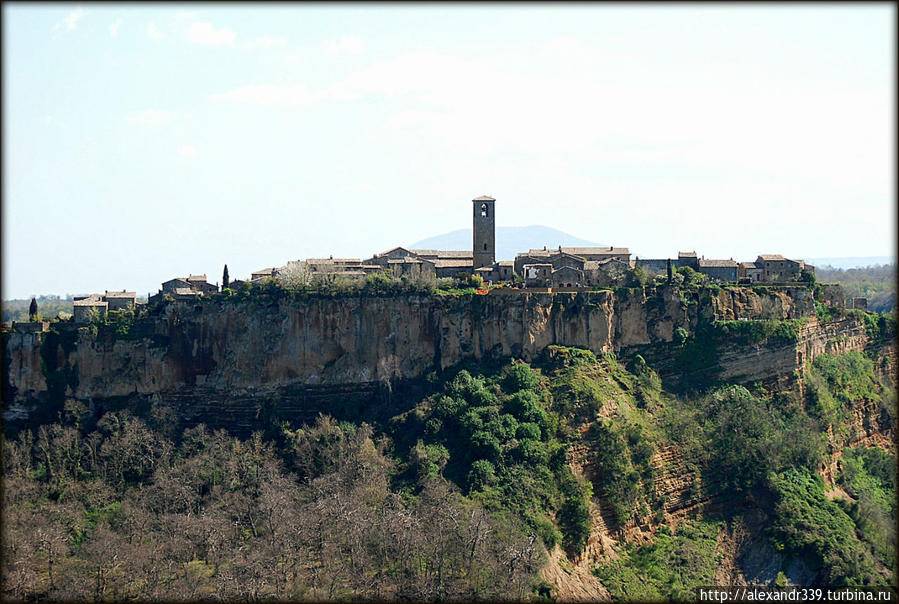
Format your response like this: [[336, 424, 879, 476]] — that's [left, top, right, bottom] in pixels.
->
[[2, 3, 895, 299]]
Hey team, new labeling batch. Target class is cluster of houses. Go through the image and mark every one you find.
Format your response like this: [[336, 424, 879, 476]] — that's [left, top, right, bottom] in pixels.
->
[[242, 196, 814, 290], [248, 248, 812, 290], [59, 195, 819, 325]]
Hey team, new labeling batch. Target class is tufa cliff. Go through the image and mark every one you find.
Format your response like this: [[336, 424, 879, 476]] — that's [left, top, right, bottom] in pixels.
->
[[0, 284, 876, 429]]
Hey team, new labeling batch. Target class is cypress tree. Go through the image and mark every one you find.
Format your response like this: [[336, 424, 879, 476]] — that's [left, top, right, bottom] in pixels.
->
[[29, 297, 38, 321], [222, 265, 230, 290], [666, 258, 673, 284]]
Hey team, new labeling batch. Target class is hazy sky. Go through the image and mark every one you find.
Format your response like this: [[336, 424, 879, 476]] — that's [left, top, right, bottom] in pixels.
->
[[3, 3, 895, 299]]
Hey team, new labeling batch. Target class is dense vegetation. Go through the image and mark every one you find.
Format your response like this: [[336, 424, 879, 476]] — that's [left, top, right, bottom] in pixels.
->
[[2, 340, 895, 600], [3, 413, 543, 601], [593, 519, 722, 601]]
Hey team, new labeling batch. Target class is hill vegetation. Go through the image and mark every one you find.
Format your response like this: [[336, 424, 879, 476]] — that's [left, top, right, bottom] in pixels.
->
[[3, 338, 894, 600], [816, 263, 895, 313]]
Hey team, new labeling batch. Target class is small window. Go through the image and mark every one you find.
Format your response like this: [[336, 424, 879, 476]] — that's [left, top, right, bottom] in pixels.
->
[[481, 203, 489, 217], [483, 243, 488, 250]]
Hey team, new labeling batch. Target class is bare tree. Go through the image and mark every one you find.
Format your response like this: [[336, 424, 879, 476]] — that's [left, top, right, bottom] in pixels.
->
[[278, 260, 311, 288]]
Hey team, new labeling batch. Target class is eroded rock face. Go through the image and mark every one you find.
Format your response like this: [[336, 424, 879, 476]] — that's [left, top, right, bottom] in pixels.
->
[[0, 286, 865, 416]]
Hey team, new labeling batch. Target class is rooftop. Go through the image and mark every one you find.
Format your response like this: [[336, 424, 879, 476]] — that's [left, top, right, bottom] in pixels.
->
[[472, 195, 495, 201], [434, 259, 474, 268], [698, 259, 738, 268], [306, 258, 362, 264], [409, 249, 473, 259], [73, 297, 107, 307], [757, 254, 786, 261]]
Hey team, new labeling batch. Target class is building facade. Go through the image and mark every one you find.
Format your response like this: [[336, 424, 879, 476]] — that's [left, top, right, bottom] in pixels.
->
[[472, 195, 496, 270]]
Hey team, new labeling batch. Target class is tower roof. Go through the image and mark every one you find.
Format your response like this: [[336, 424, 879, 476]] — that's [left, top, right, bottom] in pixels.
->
[[472, 195, 495, 201]]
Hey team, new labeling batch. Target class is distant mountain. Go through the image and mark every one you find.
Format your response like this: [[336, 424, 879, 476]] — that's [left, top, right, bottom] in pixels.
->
[[410, 226, 603, 262], [806, 256, 894, 270]]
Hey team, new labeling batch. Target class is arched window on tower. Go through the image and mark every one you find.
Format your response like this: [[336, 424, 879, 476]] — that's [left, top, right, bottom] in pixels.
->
[[481, 203, 489, 217]]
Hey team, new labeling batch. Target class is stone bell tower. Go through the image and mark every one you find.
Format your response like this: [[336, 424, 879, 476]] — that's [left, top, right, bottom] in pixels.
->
[[472, 195, 496, 270]]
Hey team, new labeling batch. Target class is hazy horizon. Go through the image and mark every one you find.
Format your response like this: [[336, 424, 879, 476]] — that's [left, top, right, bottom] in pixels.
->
[[3, 4, 895, 299]]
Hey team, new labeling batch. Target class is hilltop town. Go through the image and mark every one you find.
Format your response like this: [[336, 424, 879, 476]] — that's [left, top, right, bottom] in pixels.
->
[[15, 194, 848, 327]]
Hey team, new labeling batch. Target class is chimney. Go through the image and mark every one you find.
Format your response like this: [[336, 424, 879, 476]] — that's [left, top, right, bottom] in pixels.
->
[[609, 245, 613, 251]]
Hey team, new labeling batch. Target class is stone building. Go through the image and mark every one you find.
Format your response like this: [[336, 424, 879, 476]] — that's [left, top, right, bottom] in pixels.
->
[[73, 295, 108, 322], [251, 268, 279, 281], [633, 258, 671, 275], [150, 273, 218, 304], [738, 262, 764, 282], [755, 255, 809, 282], [586, 258, 630, 286], [367, 247, 437, 280], [523, 263, 552, 288], [560, 246, 630, 263], [72, 290, 137, 322], [408, 249, 474, 279], [104, 290, 137, 311], [676, 251, 699, 269], [696, 259, 738, 281], [472, 195, 496, 270], [514, 246, 629, 276], [552, 265, 583, 288], [186, 275, 218, 294]]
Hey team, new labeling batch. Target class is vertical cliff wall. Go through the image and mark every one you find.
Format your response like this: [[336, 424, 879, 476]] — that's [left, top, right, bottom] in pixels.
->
[[2, 285, 871, 424]]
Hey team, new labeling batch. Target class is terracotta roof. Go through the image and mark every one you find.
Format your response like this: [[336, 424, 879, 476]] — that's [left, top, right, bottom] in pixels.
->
[[498, 260, 514, 266], [410, 249, 473, 259], [105, 291, 136, 298], [698, 259, 738, 268], [740, 262, 761, 269], [472, 195, 495, 201], [434, 259, 474, 268], [74, 297, 107, 307], [560, 247, 629, 256], [678, 251, 697, 258], [525, 249, 552, 257], [757, 254, 785, 261], [187, 275, 207, 282]]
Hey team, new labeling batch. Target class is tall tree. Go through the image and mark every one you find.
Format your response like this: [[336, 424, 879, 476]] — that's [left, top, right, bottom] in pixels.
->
[[29, 297, 38, 321], [666, 259, 673, 284], [222, 265, 230, 290]]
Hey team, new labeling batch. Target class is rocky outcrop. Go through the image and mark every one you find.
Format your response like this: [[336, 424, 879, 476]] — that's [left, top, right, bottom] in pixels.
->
[[1, 286, 865, 426]]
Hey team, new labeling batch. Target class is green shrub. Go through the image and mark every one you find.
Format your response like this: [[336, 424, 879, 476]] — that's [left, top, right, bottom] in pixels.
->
[[768, 468, 879, 586], [516, 422, 542, 441], [503, 362, 540, 392], [468, 459, 497, 490]]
